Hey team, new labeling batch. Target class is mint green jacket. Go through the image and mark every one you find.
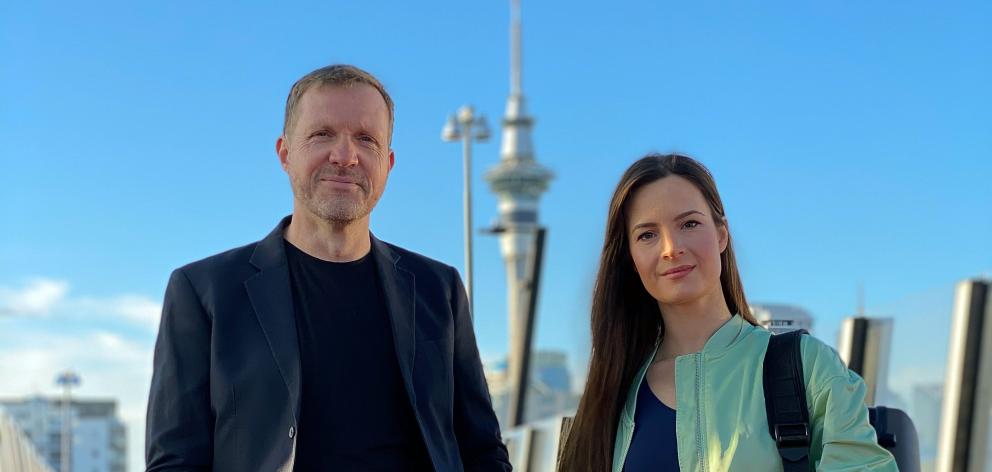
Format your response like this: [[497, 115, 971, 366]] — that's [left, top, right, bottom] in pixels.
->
[[611, 315, 898, 472]]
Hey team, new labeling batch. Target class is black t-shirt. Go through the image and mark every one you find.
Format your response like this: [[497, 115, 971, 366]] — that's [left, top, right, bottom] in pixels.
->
[[285, 240, 433, 471]]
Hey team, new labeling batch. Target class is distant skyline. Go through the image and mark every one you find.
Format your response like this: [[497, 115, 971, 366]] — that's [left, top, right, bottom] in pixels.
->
[[2, 1, 990, 471]]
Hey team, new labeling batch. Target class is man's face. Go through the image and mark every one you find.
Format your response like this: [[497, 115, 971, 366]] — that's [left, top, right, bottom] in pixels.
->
[[277, 84, 394, 224]]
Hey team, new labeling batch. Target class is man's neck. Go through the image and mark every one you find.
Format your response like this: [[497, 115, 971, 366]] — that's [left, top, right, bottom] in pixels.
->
[[284, 208, 372, 262], [656, 290, 732, 360]]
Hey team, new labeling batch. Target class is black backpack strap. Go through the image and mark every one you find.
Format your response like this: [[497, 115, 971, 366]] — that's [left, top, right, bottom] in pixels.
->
[[763, 329, 812, 472]]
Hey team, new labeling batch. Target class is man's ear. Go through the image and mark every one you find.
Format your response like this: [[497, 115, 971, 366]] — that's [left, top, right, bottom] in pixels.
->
[[276, 135, 289, 171], [387, 149, 395, 172]]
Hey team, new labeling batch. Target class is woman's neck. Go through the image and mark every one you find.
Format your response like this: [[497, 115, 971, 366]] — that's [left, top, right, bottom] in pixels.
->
[[656, 291, 733, 360]]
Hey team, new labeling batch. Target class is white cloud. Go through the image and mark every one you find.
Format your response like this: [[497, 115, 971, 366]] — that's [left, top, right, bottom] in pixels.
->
[[0, 278, 161, 330], [74, 295, 162, 330], [0, 278, 69, 316]]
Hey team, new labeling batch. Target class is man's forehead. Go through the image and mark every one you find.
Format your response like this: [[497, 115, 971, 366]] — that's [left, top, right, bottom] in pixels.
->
[[298, 85, 386, 119], [301, 83, 386, 109]]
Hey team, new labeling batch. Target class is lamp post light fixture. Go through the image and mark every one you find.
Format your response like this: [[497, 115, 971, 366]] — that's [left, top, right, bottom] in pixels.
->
[[442, 105, 490, 318], [55, 370, 80, 472]]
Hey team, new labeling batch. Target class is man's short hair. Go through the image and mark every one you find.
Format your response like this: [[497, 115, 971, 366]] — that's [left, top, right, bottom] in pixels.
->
[[283, 64, 394, 140]]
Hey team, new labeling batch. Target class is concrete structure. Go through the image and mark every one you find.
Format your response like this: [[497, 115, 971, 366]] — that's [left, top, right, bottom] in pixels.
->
[[484, 0, 553, 419], [752, 303, 815, 334], [0, 407, 54, 472], [502, 415, 571, 472], [937, 278, 992, 472], [0, 396, 126, 472], [837, 316, 894, 406]]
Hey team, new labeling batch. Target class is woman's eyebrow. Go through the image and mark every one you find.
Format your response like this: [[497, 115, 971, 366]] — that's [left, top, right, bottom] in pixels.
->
[[673, 210, 704, 221], [630, 221, 657, 232], [630, 210, 705, 232]]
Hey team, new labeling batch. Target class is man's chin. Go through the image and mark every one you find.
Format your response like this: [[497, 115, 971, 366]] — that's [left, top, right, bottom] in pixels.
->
[[307, 201, 370, 224]]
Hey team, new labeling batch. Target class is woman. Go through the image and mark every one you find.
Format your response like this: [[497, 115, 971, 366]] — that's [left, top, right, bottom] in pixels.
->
[[558, 154, 896, 471]]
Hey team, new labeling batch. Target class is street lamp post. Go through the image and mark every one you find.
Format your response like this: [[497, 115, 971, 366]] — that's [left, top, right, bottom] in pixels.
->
[[55, 370, 80, 472], [442, 105, 490, 318]]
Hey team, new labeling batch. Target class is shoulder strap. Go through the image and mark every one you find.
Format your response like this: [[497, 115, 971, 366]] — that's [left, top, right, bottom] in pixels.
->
[[763, 329, 812, 472]]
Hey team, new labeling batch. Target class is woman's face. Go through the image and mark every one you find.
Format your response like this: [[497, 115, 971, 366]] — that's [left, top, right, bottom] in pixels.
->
[[626, 175, 728, 309]]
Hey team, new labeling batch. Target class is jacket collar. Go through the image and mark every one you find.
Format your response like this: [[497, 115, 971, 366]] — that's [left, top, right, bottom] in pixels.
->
[[245, 216, 300, 420], [700, 313, 754, 357], [369, 235, 418, 404], [622, 314, 754, 421]]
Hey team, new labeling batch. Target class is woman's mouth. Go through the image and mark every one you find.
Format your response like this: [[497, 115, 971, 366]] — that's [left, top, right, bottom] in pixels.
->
[[661, 265, 695, 279]]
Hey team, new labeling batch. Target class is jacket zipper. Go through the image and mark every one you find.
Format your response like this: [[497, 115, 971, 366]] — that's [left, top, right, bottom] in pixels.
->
[[695, 353, 705, 472], [620, 420, 634, 470]]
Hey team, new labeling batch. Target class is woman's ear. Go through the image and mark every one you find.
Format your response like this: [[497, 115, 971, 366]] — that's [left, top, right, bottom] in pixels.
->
[[718, 218, 729, 253]]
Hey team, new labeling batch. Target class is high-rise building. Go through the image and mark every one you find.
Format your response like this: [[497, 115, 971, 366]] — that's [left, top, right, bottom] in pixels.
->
[[0, 396, 126, 472], [485, 0, 554, 402], [752, 303, 815, 334]]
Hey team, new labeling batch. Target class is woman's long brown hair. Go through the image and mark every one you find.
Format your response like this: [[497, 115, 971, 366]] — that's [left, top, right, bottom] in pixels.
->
[[558, 154, 758, 471]]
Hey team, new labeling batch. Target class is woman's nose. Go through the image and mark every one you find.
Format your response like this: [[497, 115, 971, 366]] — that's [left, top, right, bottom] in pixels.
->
[[660, 231, 685, 260]]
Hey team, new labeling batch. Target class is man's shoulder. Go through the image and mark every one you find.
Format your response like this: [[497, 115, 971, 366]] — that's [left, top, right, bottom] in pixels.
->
[[174, 240, 260, 282], [378, 239, 456, 280]]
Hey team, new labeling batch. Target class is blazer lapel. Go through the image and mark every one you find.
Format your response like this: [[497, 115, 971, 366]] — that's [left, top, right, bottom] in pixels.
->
[[371, 236, 418, 403], [245, 216, 302, 421]]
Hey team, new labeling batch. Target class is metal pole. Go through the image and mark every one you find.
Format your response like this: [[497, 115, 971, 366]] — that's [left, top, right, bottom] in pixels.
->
[[510, 226, 546, 427], [55, 370, 79, 472], [61, 383, 70, 472], [462, 125, 474, 317]]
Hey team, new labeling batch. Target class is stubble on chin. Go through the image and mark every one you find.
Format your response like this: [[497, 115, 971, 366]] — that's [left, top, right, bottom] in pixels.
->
[[298, 179, 376, 224]]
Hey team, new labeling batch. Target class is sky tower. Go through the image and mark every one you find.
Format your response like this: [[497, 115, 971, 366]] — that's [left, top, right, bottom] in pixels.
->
[[485, 0, 553, 422]]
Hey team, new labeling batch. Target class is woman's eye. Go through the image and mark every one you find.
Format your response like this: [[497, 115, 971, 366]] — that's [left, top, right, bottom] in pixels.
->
[[636, 231, 656, 241], [682, 220, 701, 230]]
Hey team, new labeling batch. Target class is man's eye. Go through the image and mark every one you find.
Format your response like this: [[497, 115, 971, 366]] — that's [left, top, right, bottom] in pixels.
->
[[358, 135, 377, 143], [311, 131, 331, 138]]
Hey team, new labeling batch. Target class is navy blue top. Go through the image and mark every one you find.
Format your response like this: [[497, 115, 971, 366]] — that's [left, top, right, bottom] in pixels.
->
[[623, 380, 680, 471]]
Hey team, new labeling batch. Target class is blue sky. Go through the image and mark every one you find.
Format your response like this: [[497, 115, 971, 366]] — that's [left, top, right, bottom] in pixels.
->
[[1, 1, 990, 470]]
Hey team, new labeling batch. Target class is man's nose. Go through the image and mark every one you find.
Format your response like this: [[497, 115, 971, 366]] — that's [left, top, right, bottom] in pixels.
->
[[327, 138, 359, 166]]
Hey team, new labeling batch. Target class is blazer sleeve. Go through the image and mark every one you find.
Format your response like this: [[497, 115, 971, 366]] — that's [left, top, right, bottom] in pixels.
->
[[801, 336, 898, 471], [449, 267, 513, 472], [145, 268, 214, 472]]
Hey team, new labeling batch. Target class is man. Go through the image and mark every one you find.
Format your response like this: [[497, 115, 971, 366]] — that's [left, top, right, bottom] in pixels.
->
[[146, 64, 510, 471]]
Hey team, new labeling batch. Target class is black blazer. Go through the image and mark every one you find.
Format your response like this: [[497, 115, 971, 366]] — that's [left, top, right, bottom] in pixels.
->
[[146, 217, 511, 471]]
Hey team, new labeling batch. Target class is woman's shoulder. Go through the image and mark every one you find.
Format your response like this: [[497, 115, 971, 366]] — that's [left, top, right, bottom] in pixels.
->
[[798, 333, 859, 395]]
